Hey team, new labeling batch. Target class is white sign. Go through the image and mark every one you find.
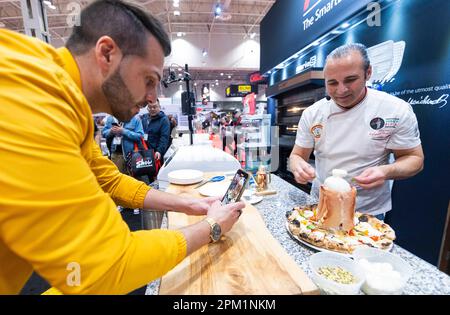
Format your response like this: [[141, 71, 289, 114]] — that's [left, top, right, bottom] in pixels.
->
[[302, 0, 344, 30], [408, 94, 448, 109], [296, 55, 317, 74]]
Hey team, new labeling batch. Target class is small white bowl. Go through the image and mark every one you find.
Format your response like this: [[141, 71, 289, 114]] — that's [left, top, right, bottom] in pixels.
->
[[352, 247, 412, 295], [309, 252, 365, 295]]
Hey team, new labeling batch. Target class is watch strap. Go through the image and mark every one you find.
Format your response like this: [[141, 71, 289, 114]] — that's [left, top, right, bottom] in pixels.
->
[[204, 217, 220, 242]]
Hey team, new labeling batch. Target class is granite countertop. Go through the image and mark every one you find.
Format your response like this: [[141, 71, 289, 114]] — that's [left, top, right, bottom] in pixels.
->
[[146, 175, 450, 295]]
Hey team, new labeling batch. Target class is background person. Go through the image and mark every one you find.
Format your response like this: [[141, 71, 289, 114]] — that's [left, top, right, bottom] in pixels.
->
[[167, 114, 177, 148], [230, 109, 242, 157], [141, 98, 170, 162], [102, 114, 144, 174]]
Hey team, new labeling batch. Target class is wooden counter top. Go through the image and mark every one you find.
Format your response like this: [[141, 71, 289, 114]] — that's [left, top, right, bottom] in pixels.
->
[[159, 181, 319, 295]]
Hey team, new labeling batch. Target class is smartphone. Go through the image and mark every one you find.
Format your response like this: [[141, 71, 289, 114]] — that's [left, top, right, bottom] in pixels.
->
[[111, 122, 119, 126], [221, 169, 250, 205]]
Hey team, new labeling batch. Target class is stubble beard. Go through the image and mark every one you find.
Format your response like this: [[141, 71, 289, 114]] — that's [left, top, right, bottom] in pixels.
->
[[102, 65, 139, 122]]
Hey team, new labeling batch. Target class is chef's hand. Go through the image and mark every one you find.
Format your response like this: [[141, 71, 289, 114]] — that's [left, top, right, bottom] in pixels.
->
[[155, 152, 161, 160], [207, 200, 245, 234], [292, 161, 316, 184], [353, 166, 387, 189], [184, 196, 221, 216]]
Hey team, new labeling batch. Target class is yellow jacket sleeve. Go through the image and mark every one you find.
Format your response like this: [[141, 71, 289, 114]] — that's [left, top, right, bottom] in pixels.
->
[[0, 29, 187, 294], [88, 141, 150, 209]]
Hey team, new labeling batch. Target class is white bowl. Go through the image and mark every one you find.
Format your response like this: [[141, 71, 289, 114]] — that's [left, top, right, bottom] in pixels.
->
[[168, 169, 204, 185], [352, 247, 412, 295], [309, 252, 365, 295]]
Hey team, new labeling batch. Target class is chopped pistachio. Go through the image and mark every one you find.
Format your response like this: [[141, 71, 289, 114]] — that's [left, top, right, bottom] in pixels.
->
[[318, 266, 358, 284]]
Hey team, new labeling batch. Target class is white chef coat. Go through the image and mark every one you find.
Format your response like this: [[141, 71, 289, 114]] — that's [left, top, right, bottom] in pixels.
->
[[295, 88, 421, 215]]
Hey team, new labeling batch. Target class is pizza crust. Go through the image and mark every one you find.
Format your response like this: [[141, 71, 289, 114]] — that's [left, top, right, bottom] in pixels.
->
[[286, 205, 396, 254]]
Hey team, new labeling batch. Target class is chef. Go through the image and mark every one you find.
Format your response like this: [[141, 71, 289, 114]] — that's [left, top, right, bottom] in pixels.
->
[[289, 43, 424, 219]]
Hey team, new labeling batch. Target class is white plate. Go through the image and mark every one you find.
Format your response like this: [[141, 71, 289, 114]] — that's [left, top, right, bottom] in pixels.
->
[[198, 181, 229, 197], [243, 195, 263, 205], [285, 222, 393, 257], [168, 169, 204, 185], [242, 190, 263, 205]]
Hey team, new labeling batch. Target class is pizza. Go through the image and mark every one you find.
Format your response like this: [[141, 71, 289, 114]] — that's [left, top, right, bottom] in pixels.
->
[[286, 204, 396, 254]]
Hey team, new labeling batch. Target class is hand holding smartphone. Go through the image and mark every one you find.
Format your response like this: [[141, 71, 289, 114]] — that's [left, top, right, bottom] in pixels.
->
[[221, 169, 250, 205]]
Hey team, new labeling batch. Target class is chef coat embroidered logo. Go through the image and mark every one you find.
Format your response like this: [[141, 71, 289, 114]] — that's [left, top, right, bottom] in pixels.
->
[[384, 117, 400, 128], [310, 124, 323, 139], [370, 117, 385, 130]]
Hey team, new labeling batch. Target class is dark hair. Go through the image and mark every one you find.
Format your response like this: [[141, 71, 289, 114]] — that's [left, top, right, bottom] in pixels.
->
[[326, 43, 371, 72], [66, 0, 171, 57]]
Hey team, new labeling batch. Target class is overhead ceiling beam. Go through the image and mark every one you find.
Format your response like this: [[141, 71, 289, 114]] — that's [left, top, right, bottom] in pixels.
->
[[167, 22, 260, 27], [156, 11, 265, 17], [172, 31, 257, 36], [164, 0, 172, 39], [0, 13, 79, 20], [244, 0, 273, 38], [142, 0, 274, 4]]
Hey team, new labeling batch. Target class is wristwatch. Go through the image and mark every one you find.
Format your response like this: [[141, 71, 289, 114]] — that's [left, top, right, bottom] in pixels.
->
[[204, 218, 222, 243]]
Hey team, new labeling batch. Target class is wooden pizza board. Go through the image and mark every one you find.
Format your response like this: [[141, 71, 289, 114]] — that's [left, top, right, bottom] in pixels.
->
[[159, 182, 319, 295]]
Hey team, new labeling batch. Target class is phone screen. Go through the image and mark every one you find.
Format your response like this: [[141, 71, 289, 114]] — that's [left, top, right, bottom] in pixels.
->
[[221, 169, 250, 205]]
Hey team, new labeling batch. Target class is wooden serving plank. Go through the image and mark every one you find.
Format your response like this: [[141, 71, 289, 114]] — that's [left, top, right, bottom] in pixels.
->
[[159, 182, 319, 295]]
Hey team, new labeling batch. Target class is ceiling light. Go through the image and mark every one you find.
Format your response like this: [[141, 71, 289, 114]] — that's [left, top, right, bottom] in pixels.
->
[[173, 0, 180, 7], [202, 49, 208, 57], [341, 22, 351, 29], [194, 83, 197, 86], [43, 0, 56, 9], [250, 32, 256, 39], [174, 10, 180, 16], [220, 73, 224, 76], [176, 32, 185, 37], [214, 3, 222, 17], [228, 75, 231, 79]]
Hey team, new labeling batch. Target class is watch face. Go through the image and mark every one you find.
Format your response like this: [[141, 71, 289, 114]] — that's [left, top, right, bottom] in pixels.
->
[[211, 224, 222, 242]]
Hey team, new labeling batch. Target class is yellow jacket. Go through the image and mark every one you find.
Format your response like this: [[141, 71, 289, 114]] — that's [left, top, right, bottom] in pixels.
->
[[0, 29, 186, 294]]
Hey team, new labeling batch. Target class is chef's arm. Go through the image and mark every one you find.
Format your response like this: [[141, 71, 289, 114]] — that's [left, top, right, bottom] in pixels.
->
[[354, 145, 424, 189], [289, 145, 315, 184], [290, 145, 313, 163], [383, 145, 424, 180]]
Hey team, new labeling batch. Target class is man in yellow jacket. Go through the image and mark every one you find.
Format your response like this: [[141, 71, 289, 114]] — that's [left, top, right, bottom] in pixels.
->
[[0, 0, 245, 294]]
